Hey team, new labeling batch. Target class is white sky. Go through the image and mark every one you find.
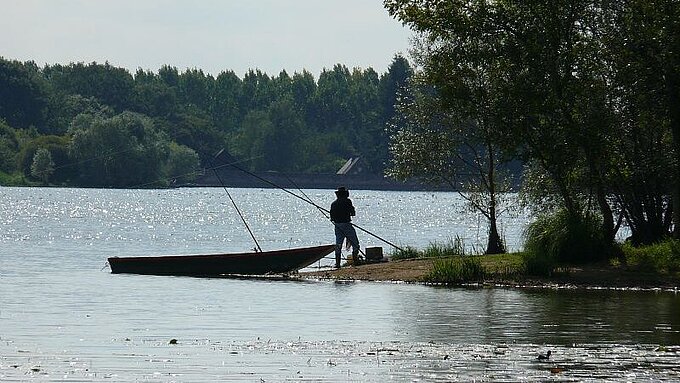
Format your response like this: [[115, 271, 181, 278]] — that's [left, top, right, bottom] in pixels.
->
[[0, 0, 412, 77]]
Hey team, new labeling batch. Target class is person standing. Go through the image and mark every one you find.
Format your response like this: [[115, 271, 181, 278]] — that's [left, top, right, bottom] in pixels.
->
[[330, 186, 360, 268]]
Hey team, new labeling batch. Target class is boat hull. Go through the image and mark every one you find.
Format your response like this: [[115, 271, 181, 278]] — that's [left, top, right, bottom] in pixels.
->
[[108, 244, 335, 276]]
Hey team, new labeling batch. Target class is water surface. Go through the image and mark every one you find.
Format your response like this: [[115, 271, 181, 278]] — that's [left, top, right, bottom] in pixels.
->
[[1, 187, 678, 381]]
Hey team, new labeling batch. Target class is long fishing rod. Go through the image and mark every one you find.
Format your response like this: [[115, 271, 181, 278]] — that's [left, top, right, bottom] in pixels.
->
[[209, 152, 262, 252], [217, 158, 404, 252]]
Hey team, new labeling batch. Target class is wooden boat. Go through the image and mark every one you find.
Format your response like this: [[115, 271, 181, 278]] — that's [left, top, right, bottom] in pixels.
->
[[108, 244, 335, 276]]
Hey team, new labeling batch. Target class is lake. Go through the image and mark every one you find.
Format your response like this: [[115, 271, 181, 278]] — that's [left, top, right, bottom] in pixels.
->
[[1, 186, 679, 381]]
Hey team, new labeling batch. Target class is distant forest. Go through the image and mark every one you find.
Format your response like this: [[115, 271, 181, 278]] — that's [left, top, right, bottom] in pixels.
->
[[0, 56, 412, 187]]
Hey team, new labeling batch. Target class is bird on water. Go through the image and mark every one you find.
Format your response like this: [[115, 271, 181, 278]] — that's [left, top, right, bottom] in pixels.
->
[[537, 350, 552, 361]]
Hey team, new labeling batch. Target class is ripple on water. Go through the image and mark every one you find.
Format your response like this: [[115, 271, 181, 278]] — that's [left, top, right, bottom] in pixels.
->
[[2, 340, 680, 382], [1, 187, 676, 381]]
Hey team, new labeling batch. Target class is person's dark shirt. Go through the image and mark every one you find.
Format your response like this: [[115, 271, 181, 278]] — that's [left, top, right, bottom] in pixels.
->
[[330, 197, 355, 223]]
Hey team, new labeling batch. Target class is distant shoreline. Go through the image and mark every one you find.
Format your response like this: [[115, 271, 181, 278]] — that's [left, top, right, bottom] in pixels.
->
[[191, 170, 447, 191]]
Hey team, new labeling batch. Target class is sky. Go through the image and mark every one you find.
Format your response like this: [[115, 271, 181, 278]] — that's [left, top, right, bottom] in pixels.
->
[[1, 0, 413, 78]]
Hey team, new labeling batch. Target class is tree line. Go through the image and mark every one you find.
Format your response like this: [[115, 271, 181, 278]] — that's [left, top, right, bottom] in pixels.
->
[[385, 0, 679, 255], [0, 56, 412, 187]]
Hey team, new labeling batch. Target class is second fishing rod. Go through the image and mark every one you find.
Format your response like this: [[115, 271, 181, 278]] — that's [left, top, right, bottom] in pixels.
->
[[212, 153, 404, 252]]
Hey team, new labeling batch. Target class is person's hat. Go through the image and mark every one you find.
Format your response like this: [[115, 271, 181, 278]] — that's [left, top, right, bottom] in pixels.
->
[[335, 186, 349, 197]]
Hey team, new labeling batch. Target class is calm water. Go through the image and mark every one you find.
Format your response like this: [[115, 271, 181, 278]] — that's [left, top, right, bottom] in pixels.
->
[[1, 186, 679, 381]]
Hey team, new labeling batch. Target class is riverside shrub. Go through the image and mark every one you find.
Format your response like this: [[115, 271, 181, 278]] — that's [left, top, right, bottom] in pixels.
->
[[621, 239, 680, 273], [523, 209, 610, 271]]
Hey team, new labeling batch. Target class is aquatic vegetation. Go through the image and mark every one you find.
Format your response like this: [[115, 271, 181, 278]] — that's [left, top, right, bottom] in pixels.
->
[[424, 255, 485, 283]]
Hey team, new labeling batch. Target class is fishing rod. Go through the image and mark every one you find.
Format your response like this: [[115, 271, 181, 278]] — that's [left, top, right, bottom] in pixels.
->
[[213, 155, 404, 252], [210, 151, 262, 252]]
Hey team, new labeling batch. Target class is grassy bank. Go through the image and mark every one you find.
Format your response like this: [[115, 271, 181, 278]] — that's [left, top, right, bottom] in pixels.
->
[[619, 240, 680, 275], [303, 239, 680, 289], [420, 239, 680, 285], [389, 238, 526, 284]]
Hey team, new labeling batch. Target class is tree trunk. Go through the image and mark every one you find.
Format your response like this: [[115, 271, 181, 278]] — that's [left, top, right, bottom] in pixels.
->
[[485, 142, 506, 254], [668, 72, 680, 239], [486, 212, 506, 254], [597, 185, 616, 242]]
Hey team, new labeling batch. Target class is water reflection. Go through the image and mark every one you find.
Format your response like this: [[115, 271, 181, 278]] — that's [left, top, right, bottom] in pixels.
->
[[390, 286, 680, 345]]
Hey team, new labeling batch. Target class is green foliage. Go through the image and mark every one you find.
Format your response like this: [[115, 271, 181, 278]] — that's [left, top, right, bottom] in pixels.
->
[[17, 135, 73, 184], [422, 237, 466, 258], [45, 94, 112, 135], [211, 70, 243, 132], [379, 54, 412, 127], [523, 209, 610, 267], [481, 253, 527, 278], [0, 119, 19, 172], [260, 97, 306, 171], [385, 50, 510, 255], [391, 245, 420, 260], [160, 105, 226, 165], [620, 240, 680, 274], [230, 110, 273, 170], [296, 133, 348, 173], [30, 148, 54, 184], [522, 251, 558, 277], [0, 56, 415, 185], [132, 80, 177, 118], [390, 237, 467, 260], [385, 0, 680, 246], [0, 58, 48, 129], [424, 256, 485, 284], [178, 68, 213, 110], [163, 142, 200, 184], [44, 62, 135, 111], [0, 171, 29, 186], [65, 111, 200, 188], [69, 112, 167, 187]]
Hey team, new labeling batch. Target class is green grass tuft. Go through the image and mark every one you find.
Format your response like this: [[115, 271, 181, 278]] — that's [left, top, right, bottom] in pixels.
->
[[424, 255, 485, 284], [522, 209, 611, 275], [391, 245, 420, 260], [391, 236, 467, 260], [422, 236, 466, 258]]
